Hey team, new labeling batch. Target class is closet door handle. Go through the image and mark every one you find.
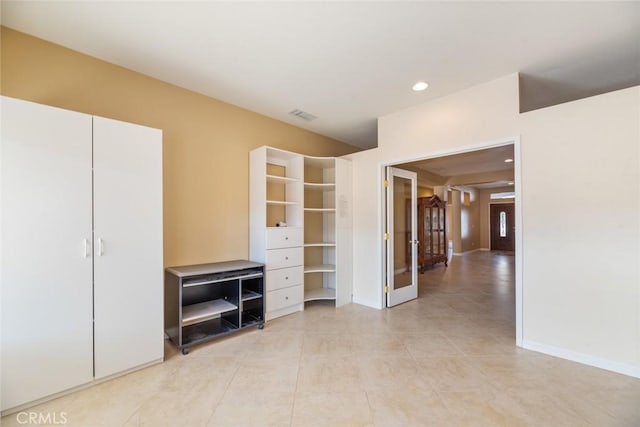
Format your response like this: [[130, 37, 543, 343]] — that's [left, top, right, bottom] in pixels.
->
[[82, 239, 90, 258], [97, 238, 104, 256]]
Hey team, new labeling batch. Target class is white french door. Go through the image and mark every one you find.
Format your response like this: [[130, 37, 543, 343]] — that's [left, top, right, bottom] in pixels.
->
[[385, 167, 418, 307]]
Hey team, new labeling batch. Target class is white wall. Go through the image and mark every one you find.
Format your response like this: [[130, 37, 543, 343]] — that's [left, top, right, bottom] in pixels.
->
[[519, 89, 639, 372], [346, 73, 640, 377], [347, 74, 520, 308]]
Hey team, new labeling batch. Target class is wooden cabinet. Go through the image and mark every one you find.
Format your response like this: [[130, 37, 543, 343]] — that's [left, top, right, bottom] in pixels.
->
[[164, 261, 265, 355], [250, 146, 352, 321], [416, 195, 448, 272], [1, 96, 163, 412]]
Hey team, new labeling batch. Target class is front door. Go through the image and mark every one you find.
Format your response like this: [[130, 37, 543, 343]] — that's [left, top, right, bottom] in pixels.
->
[[385, 167, 418, 307], [490, 203, 515, 251]]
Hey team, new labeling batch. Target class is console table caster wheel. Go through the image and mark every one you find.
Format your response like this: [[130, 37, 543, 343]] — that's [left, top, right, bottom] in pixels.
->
[[258, 323, 265, 330], [182, 347, 189, 355]]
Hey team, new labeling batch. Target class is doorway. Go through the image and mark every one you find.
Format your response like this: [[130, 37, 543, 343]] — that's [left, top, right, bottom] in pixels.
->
[[381, 138, 522, 345], [490, 203, 515, 252]]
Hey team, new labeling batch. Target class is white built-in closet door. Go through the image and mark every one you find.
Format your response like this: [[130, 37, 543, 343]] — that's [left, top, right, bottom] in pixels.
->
[[93, 116, 163, 379], [1, 97, 94, 411]]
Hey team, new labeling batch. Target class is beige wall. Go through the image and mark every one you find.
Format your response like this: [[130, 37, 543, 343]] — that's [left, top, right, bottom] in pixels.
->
[[460, 191, 480, 253], [0, 27, 358, 267], [347, 73, 640, 376], [417, 186, 434, 197]]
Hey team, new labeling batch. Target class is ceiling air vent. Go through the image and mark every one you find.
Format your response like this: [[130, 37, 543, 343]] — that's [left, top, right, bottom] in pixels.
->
[[289, 109, 317, 122]]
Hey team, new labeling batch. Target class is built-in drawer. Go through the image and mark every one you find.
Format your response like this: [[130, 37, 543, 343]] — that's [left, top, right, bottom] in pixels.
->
[[266, 266, 303, 292], [266, 247, 302, 270], [266, 285, 303, 313], [266, 227, 303, 249]]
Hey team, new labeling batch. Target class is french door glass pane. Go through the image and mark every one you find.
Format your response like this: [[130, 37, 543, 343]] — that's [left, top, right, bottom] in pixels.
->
[[393, 177, 413, 289]]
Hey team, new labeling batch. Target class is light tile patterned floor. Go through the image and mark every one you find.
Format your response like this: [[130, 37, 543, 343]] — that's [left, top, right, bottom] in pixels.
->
[[3, 252, 639, 426]]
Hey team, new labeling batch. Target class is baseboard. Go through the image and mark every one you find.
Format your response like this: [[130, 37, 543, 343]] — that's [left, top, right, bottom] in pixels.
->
[[1, 358, 164, 416], [452, 248, 484, 256], [522, 339, 640, 379]]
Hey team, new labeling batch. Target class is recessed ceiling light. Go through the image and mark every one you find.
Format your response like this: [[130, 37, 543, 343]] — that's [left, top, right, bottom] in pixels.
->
[[504, 158, 513, 163], [412, 81, 429, 91]]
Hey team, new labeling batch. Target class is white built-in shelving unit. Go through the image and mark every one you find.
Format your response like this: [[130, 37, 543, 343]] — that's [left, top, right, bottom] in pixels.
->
[[250, 146, 352, 321]]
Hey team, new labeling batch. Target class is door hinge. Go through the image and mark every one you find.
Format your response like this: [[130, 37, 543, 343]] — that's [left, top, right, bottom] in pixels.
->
[[383, 232, 389, 240], [384, 179, 389, 188], [384, 286, 390, 294]]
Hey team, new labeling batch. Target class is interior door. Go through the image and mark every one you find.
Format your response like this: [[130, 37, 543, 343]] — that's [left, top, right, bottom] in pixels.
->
[[1, 97, 94, 410], [93, 116, 163, 379], [490, 203, 515, 251], [385, 167, 418, 307]]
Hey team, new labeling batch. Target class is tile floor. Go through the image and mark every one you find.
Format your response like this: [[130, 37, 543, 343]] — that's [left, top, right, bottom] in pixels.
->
[[3, 251, 639, 426]]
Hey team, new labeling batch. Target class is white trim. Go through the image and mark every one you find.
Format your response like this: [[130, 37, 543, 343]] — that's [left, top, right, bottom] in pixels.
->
[[378, 162, 386, 311], [513, 136, 523, 347], [377, 136, 523, 348], [522, 340, 640, 379]]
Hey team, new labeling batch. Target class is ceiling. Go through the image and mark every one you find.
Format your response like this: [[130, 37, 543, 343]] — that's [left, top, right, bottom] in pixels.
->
[[406, 146, 514, 177], [2, 2, 639, 149], [401, 145, 515, 190]]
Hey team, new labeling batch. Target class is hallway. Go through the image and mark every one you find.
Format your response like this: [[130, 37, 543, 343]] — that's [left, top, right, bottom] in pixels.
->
[[414, 250, 515, 339]]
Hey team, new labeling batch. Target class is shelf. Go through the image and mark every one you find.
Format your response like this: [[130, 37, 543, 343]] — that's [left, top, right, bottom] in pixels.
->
[[304, 208, 335, 212], [242, 290, 263, 301], [267, 174, 300, 184], [304, 242, 336, 247], [182, 299, 238, 327], [182, 318, 238, 346], [267, 200, 299, 206], [304, 264, 336, 273], [304, 156, 335, 169], [304, 182, 335, 190], [304, 287, 336, 302]]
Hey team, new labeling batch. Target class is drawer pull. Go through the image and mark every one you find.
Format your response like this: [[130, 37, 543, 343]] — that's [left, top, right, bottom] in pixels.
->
[[285, 236, 289, 240], [285, 296, 289, 300], [285, 276, 289, 280], [285, 256, 289, 260]]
